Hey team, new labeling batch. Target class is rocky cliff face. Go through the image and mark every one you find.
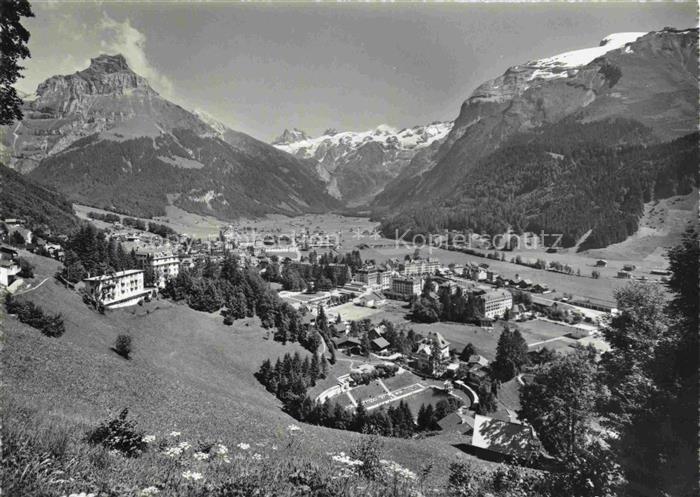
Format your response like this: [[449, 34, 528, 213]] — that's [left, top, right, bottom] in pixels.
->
[[374, 28, 698, 207], [1, 54, 338, 219], [273, 122, 451, 205]]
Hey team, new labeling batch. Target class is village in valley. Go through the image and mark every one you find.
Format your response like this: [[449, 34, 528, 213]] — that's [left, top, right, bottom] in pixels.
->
[[2, 4, 696, 494], [0, 205, 674, 463]]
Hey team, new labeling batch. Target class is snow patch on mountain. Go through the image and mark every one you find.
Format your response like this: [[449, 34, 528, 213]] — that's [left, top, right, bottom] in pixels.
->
[[273, 122, 452, 158], [524, 32, 647, 81]]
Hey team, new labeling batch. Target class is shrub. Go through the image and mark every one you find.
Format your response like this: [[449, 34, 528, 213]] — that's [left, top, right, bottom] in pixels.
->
[[86, 408, 146, 457], [115, 334, 132, 359], [351, 436, 384, 481], [223, 315, 234, 326], [5, 294, 65, 337], [18, 259, 34, 278]]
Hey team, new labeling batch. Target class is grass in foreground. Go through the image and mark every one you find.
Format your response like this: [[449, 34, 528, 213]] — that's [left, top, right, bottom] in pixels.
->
[[3, 397, 512, 497]]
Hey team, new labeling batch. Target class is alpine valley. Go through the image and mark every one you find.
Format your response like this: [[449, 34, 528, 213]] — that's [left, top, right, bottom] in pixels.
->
[[1, 29, 697, 249]]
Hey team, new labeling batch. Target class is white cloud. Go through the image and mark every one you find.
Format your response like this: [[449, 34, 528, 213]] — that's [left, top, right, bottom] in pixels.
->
[[99, 14, 175, 98]]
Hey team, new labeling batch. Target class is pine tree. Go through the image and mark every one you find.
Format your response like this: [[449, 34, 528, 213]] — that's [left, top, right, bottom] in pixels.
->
[[320, 355, 329, 379]]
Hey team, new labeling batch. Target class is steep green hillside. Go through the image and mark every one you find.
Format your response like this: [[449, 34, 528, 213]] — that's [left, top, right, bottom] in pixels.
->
[[379, 124, 697, 249], [2, 253, 494, 495], [0, 163, 80, 234]]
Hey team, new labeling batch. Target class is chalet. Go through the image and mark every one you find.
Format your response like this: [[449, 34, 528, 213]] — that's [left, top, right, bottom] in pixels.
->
[[617, 270, 632, 279], [531, 283, 550, 293], [371, 337, 390, 353], [332, 336, 361, 350], [356, 292, 386, 308], [471, 415, 541, 460], [468, 354, 489, 368], [368, 325, 386, 340], [0, 246, 19, 261], [595, 260, 608, 267], [437, 407, 476, 433]]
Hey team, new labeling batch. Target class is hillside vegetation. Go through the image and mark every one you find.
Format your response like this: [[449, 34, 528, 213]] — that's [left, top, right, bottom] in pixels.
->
[[0, 163, 80, 234], [2, 254, 504, 496], [379, 123, 697, 249]]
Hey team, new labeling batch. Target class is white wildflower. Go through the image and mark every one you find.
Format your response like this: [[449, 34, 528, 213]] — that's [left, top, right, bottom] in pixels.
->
[[142, 435, 156, 444], [178, 441, 191, 451], [252, 452, 263, 461], [169, 431, 181, 437], [63, 493, 97, 497], [138, 487, 160, 497], [212, 443, 229, 456], [287, 424, 301, 432], [271, 444, 278, 451], [163, 446, 183, 458], [381, 459, 417, 481], [237, 442, 250, 450], [193, 451, 210, 461], [331, 452, 364, 467], [182, 470, 204, 482]]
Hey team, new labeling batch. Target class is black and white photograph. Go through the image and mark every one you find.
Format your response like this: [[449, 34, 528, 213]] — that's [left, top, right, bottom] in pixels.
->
[[0, 1, 697, 496]]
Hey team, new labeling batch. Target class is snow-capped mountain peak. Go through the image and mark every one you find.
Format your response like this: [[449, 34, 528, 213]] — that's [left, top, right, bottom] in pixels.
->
[[272, 121, 452, 204], [530, 32, 646, 68], [274, 121, 452, 157]]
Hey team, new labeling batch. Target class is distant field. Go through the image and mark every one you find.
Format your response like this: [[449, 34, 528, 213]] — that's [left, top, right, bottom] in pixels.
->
[[367, 301, 578, 360], [515, 319, 578, 344], [330, 302, 384, 322], [74, 203, 225, 239]]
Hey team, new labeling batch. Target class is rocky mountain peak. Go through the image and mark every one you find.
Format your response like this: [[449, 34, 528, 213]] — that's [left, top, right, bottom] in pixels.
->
[[273, 128, 311, 145], [86, 53, 132, 74]]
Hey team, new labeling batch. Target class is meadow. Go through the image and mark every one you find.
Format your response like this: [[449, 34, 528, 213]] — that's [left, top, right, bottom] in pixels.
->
[[3, 252, 498, 495]]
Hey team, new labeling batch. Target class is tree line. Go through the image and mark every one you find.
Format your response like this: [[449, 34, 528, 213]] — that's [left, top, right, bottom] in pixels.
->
[[162, 254, 321, 353], [379, 120, 697, 250], [515, 227, 699, 496]]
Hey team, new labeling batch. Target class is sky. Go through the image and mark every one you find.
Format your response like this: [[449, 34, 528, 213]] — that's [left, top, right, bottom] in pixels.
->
[[19, 1, 695, 142]]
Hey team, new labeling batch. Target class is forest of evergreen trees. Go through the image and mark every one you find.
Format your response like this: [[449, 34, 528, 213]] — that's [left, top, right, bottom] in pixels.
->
[[60, 225, 140, 282], [379, 120, 697, 250], [256, 351, 463, 438], [262, 250, 360, 291], [162, 254, 321, 352]]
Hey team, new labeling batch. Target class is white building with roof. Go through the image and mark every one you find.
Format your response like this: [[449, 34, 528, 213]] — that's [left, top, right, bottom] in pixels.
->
[[135, 249, 180, 288], [83, 269, 153, 309], [477, 289, 513, 319]]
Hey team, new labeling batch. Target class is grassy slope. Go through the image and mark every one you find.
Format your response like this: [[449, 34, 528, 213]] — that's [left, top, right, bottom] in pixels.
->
[[0, 164, 80, 234], [2, 253, 494, 484]]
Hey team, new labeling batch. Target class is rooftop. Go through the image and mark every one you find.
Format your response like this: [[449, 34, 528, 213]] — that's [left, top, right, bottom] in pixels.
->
[[471, 415, 540, 458], [83, 269, 144, 281]]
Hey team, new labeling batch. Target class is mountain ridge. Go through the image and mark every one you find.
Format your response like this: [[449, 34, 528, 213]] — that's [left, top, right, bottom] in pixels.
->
[[2, 54, 339, 219], [272, 121, 452, 205], [373, 28, 698, 208]]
